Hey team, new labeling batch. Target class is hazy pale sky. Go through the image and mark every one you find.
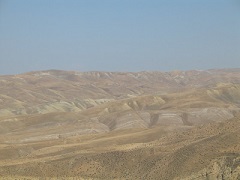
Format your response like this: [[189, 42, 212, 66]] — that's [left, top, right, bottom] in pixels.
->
[[0, 0, 240, 74]]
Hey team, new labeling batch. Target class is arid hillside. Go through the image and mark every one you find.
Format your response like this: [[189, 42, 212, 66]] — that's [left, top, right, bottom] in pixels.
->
[[0, 114, 239, 179], [0, 69, 240, 179]]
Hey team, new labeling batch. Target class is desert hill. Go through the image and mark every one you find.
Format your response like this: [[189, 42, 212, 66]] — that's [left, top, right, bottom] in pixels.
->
[[0, 69, 240, 179], [0, 82, 240, 142]]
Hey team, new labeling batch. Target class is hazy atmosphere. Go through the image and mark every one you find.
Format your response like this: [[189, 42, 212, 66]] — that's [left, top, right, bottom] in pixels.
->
[[1, 1, 240, 179], [0, 0, 240, 74]]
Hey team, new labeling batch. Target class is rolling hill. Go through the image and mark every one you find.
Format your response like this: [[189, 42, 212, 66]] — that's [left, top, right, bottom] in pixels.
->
[[0, 69, 240, 179]]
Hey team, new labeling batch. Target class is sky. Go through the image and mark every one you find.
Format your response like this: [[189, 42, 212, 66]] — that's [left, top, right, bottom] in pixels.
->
[[0, 0, 240, 75]]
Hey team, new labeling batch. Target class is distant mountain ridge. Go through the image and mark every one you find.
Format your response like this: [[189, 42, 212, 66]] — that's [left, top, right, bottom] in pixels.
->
[[1, 68, 240, 117]]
